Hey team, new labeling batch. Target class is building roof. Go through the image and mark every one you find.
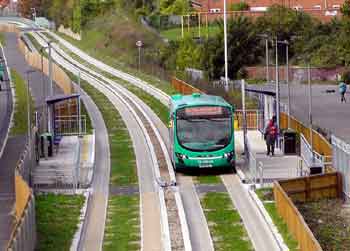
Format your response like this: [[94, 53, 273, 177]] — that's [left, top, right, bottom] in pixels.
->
[[170, 93, 231, 111]]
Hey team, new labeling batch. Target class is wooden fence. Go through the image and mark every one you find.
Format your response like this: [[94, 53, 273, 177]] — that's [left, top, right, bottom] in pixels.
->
[[274, 172, 343, 251], [280, 112, 333, 171], [171, 77, 203, 95], [280, 112, 332, 157], [18, 37, 72, 94]]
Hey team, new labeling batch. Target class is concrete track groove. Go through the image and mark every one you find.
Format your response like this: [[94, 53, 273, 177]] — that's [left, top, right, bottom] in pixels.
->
[[222, 174, 280, 251]]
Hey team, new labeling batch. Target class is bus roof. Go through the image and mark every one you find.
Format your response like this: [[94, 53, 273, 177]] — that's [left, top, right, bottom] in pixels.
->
[[170, 93, 232, 112]]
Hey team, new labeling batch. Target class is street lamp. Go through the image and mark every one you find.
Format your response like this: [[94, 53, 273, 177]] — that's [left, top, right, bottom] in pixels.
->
[[274, 37, 280, 148], [223, 0, 229, 91], [257, 34, 270, 84], [30, 7, 36, 21], [26, 70, 36, 157], [277, 39, 290, 129]]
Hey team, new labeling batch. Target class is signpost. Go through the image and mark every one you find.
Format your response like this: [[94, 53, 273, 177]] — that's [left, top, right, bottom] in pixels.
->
[[136, 40, 143, 71]]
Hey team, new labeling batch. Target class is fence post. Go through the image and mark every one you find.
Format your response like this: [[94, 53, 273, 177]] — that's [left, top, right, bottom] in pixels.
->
[[305, 176, 311, 201], [337, 172, 343, 199]]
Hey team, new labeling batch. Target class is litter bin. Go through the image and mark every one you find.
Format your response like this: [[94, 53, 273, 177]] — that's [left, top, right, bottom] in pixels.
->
[[310, 164, 323, 175], [283, 130, 297, 155], [40, 133, 53, 157]]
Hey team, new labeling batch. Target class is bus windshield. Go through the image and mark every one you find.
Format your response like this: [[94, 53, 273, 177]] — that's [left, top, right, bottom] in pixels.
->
[[176, 106, 232, 152]]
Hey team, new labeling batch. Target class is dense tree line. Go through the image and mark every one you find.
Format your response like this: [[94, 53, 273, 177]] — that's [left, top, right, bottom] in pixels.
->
[[161, 2, 350, 80], [19, 0, 156, 32]]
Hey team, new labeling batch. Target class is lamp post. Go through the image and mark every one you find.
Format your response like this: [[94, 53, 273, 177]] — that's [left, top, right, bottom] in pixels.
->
[[308, 63, 314, 162], [223, 0, 229, 91], [30, 7, 36, 21], [26, 70, 36, 158], [277, 39, 290, 129], [78, 71, 81, 136], [275, 37, 280, 147], [39, 46, 47, 133], [257, 34, 269, 84]]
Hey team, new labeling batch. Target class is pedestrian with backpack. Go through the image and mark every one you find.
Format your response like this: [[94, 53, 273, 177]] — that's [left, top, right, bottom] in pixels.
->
[[264, 116, 278, 156], [339, 81, 347, 103]]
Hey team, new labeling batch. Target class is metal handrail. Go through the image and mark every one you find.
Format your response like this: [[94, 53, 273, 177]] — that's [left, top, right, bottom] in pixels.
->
[[300, 133, 325, 171]]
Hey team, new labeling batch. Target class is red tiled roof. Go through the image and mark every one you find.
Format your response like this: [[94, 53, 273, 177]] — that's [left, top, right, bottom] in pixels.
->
[[194, 0, 344, 11]]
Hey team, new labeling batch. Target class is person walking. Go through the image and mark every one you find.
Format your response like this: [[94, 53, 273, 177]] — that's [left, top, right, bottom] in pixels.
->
[[264, 116, 278, 156], [339, 81, 347, 103]]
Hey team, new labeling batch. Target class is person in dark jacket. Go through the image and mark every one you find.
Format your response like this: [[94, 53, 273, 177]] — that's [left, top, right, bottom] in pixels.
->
[[264, 116, 278, 156], [339, 81, 347, 103]]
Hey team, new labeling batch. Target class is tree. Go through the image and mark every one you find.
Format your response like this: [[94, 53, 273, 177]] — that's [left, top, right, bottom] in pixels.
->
[[229, 2, 249, 11], [341, 0, 350, 17], [202, 16, 262, 79], [175, 35, 203, 71], [160, 0, 191, 15]]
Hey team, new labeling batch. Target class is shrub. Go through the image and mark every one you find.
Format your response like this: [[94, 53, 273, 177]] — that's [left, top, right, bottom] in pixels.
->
[[341, 70, 350, 84], [230, 2, 250, 11]]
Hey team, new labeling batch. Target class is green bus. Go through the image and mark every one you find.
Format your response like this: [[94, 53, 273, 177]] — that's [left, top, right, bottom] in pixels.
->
[[169, 93, 235, 171]]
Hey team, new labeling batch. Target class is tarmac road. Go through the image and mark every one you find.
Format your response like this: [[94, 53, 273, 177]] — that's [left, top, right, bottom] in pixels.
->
[[249, 83, 350, 142]]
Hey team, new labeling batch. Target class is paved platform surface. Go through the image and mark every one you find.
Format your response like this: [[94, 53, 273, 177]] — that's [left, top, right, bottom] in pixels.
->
[[32, 136, 79, 188], [235, 130, 301, 183]]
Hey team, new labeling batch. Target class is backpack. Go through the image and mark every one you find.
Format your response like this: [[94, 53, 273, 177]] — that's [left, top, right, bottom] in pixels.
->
[[339, 82, 347, 93]]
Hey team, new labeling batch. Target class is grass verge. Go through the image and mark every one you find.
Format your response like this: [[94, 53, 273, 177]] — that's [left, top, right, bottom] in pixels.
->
[[201, 192, 253, 251], [78, 77, 137, 185], [35, 194, 85, 251], [160, 25, 220, 41], [103, 195, 140, 251], [49, 31, 177, 96], [196, 175, 222, 184], [256, 188, 300, 251], [0, 32, 5, 46], [10, 69, 34, 136]]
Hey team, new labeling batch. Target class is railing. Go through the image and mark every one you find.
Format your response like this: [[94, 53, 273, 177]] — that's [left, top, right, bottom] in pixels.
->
[[54, 115, 86, 136], [32, 138, 82, 192], [235, 109, 263, 130], [300, 133, 325, 172]]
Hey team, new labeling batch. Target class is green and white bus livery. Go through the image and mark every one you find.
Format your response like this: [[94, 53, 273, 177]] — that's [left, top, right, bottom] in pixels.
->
[[169, 93, 235, 171]]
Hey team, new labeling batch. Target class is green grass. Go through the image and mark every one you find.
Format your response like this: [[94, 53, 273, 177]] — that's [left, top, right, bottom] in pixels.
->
[[201, 192, 253, 251], [160, 25, 220, 41], [35, 194, 85, 251], [196, 175, 222, 184], [51, 30, 177, 96], [103, 195, 140, 251], [78, 78, 137, 185], [10, 69, 34, 136], [41, 35, 171, 125], [255, 188, 300, 251], [0, 32, 5, 46], [107, 74, 169, 124]]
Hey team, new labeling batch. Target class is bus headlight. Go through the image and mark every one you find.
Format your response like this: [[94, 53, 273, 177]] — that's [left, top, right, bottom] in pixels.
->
[[175, 152, 188, 162], [224, 151, 235, 160]]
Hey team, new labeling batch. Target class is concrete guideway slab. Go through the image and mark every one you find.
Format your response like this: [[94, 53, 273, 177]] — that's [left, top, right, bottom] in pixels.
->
[[221, 174, 280, 251], [142, 192, 162, 251], [178, 175, 214, 251], [76, 86, 110, 251], [31, 31, 165, 250]]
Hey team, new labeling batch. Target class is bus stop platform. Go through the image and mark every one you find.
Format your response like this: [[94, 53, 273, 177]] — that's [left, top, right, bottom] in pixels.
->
[[235, 131, 301, 184], [32, 134, 94, 191]]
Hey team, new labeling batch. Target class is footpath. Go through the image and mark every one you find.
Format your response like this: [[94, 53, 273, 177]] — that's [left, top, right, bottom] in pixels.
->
[[0, 30, 62, 248]]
